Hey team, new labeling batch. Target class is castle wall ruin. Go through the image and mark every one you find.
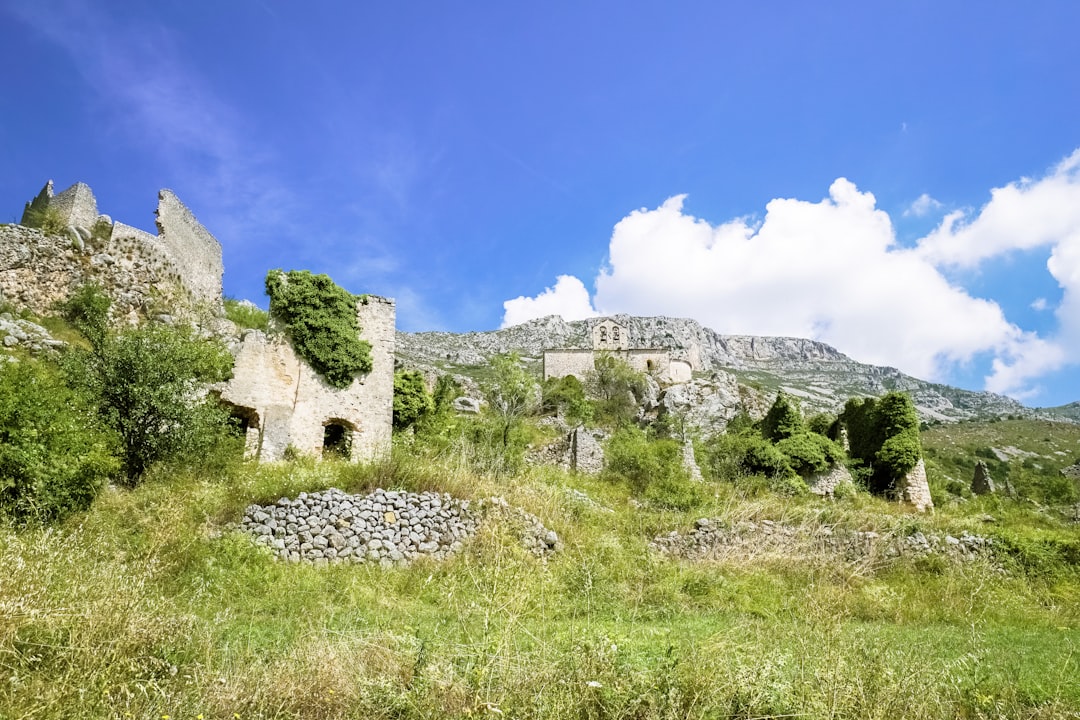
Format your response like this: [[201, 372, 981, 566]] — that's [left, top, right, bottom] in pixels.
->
[[2, 181, 223, 319]]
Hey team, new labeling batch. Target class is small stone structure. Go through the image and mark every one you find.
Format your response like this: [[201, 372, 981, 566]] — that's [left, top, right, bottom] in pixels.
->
[[807, 464, 854, 497], [543, 318, 697, 384], [971, 460, 996, 495], [5, 180, 396, 464], [241, 487, 559, 566], [897, 458, 934, 512]]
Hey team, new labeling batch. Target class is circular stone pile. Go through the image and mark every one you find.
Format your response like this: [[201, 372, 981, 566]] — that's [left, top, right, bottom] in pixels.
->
[[241, 488, 558, 566]]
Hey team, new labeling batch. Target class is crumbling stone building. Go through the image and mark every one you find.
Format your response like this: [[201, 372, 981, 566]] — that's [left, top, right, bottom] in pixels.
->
[[543, 318, 698, 384], [2, 180, 395, 463]]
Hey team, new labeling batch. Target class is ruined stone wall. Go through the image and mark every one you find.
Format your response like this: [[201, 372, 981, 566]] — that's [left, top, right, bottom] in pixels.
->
[[543, 349, 596, 380], [218, 296, 396, 462], [155, 190, 224, 306], [1, 182, 224, 319], [47, 182, 99, 229], [0, 223, 183, 321]]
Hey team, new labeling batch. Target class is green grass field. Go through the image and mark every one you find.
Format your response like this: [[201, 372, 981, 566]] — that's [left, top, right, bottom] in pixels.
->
[[4, 427, 1080, 720]]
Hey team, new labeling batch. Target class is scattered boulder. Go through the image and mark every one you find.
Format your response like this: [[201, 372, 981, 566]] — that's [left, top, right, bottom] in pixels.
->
[[971, 460, 996, 495], [452, 396, 481, 414], [1061, 463, 1080, 481]]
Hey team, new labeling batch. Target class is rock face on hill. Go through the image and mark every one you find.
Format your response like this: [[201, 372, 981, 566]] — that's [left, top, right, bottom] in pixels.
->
[[397, 314, 1046, 431]]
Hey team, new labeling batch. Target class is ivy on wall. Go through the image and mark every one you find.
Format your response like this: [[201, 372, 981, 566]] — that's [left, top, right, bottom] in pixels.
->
[[265, 270, 372, 389]]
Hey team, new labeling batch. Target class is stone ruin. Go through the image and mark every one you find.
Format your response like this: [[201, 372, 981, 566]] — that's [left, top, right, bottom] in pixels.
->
[[2, 180, 395, 464], [542, 318, 699, 385], [972, 460, 996, 495]]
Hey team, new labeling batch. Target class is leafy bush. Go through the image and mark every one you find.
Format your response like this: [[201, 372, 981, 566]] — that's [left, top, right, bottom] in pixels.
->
[[393, 369, 434, 432], [223, 297, 269, 331], [60, 282, 111, 348], [482, 353, 539, 449], [704, 432, 792, 481], [605, 426, 701, 508], [841, 391, 922, 495], [542, 374, 593, 426], [265, 269, 371, 388], [65, 322, 235, 485], [0, 358, 117, 522], [775, 431, 843, 476], [761, 391, 803, 442], [588, 352, 646, 428]]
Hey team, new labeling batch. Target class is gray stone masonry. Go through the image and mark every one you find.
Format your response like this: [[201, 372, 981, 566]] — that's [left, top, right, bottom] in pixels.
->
[[898, 458, 934, 512], [972, 460, 996, 495], [240, 488, 559, 566], [3, 181, 224, 317], [807, 464, 854, 497]]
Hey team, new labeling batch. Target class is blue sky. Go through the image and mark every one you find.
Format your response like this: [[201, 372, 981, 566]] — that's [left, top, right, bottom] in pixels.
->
[[2, 1, 1079, 406]]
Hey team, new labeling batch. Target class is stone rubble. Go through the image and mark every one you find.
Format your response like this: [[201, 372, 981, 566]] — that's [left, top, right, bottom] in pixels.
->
[[650, 517, 995, 565], [0, 313, 66, 353], [240, 487, 558, 566]]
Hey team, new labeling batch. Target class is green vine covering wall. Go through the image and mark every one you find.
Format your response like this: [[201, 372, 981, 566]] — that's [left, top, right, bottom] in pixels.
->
[[265, 270, 372, 389]]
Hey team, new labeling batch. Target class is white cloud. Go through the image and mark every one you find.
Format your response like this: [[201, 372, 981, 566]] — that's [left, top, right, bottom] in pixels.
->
[[904, 193, 943, 217], [504, 154, 1080, 397], [501, 275, 597, 328], [917, 149, 1080, 268], [1031, 298, 1049, 311]]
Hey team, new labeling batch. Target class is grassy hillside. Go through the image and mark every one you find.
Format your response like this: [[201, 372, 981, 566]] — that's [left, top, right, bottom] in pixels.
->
[[3, 438, 1080, 719], [922, 418, 1080, 506]]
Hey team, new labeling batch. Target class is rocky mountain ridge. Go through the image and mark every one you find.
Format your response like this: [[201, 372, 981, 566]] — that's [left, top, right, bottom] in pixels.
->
[[397, 314, 1068, 428]]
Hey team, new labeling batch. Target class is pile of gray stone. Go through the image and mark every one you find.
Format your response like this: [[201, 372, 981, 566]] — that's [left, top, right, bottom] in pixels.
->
[[650, 517, 995, 565], [241, 487, 558, 566], [0, 313, 65, 353]]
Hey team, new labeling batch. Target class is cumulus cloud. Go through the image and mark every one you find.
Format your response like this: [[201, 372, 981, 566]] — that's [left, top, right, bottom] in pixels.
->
[[904, 193, 943, 217], [501, 275, 597, 328], [502, 151, 1080, 398]]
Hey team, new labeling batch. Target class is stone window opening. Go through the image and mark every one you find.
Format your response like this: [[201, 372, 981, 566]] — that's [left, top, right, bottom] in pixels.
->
[[219, 401, 261, 459], [613, 327, 620, 342], [599, 327, 608, 344], [322, 419, 355, 459]]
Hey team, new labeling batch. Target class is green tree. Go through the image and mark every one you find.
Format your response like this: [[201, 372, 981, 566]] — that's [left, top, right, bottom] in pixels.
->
[[541, 374, 593, 426], [265, 270, 372, 388], [66, 322, 235, 485], [482, 353, 539, 448], [61, 282, 111, 349], [587, 352, 646, 428], [0, 358, 117, 522], [761, 391, 803, 442], [840, 391, 922, 495], [393, 369, 434, 432], [775, 431, 844, 476]]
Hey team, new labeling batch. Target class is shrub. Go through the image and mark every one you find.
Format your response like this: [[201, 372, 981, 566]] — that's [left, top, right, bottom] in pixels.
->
[[64, 322, 235, 485], [223, 297, 270, 331], [482, 353, 539, 449], [605, 426, 701, 508], [840, 391, 922, 495], [60, 282, 111, 348], [761, 391, 803, 442], [0, 358, 117, 522], [265, 270, 372, 388], [542, 374, 593, 426], [704, 432, 792, 482], [587, 352, 646, 428], [775, 431, 843, 476], [393, 369, 434, 432]]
